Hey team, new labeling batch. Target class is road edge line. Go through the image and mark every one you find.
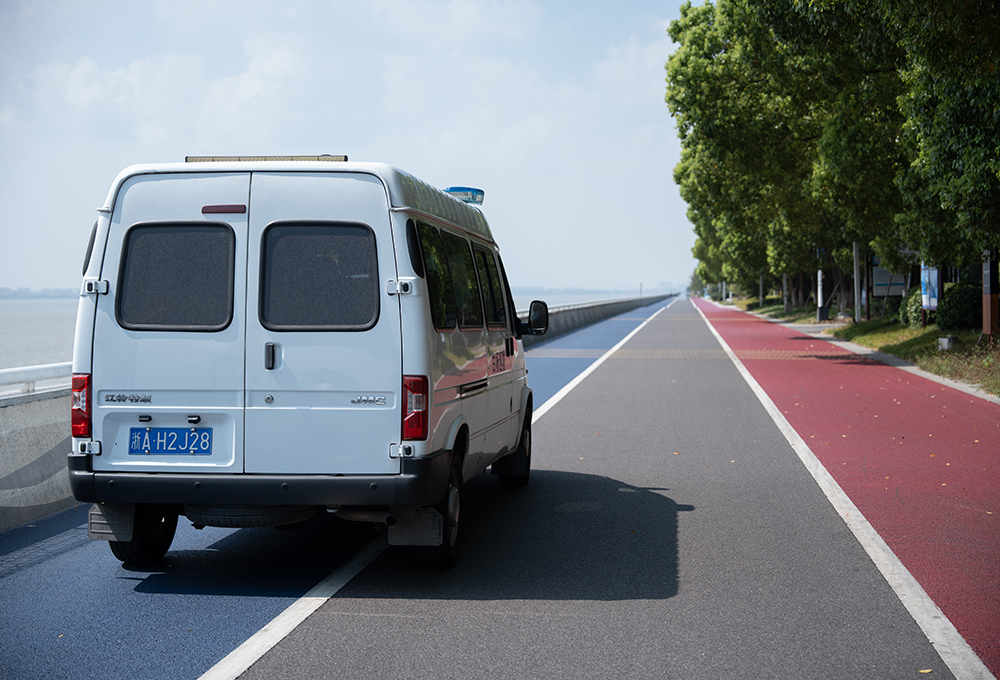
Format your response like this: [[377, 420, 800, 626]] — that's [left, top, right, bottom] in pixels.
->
[[532, 298, 676, 425], [692, 298, 995, 680], [198, 534, 389, 680]]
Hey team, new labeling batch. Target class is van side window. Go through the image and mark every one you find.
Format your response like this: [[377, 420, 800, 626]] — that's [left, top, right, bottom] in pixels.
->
[[260, 223, 379, 331], [474, 247, 506, 328], [416, 222, 457, 329], [496, 254, 521, 338], [441, 231, 483, 329], [117, 223, 234, 331]]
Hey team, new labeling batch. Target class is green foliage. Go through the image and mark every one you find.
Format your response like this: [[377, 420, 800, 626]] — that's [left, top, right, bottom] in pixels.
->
[[688, 270, 706, 294], [667, 0, 997, 293], [885, 0, 1000, 256], [899, 285, 930, 328], [937, 281, 981, 330]]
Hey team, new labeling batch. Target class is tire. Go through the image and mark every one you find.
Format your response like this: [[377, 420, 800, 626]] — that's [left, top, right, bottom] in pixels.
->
[[418, 457, 463, 568], [498, 418, 531, 488], [109, 504, 178, 565]]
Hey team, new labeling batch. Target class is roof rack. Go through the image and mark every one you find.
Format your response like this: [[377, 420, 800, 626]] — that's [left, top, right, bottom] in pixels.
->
[[184, 155, 348, 162]]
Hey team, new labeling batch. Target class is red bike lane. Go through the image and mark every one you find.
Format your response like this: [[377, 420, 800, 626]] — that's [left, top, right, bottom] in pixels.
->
[[693, 297, 999, 676]]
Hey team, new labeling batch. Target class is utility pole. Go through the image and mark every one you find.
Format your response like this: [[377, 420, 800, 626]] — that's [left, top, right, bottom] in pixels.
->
[[853, 242, 861, 324]]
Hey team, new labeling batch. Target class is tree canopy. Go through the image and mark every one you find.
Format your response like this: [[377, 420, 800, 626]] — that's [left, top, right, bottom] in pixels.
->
[[667, 0, 1000, 294]]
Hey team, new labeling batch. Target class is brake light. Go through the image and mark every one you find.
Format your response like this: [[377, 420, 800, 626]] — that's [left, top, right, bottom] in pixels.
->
[[402, 375, 428, 441], [71, 374, 91, 438]]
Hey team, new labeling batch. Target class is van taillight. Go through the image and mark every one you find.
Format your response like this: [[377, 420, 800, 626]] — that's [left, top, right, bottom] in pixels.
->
[[402, 375, 428, 441], [71, 374, 91, 438]]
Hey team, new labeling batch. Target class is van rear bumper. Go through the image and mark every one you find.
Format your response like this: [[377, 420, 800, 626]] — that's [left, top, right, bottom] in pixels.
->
[[67, 450, 451, 507]]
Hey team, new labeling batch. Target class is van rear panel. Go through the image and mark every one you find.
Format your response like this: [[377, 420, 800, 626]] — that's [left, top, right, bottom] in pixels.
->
[[93, 173, 249, 473], [243, 172, 402, 475], [91, 170, 403, 477]]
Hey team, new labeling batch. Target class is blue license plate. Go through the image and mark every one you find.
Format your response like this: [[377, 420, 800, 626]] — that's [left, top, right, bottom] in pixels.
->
[[129, 427, 213, 455]]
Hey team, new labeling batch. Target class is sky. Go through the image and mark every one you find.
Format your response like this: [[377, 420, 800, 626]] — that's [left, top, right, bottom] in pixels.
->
[[0, 0, 696, 295]]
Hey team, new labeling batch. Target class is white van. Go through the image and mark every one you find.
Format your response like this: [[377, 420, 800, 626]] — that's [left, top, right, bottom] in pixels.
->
[[68, 156, 548, 567]]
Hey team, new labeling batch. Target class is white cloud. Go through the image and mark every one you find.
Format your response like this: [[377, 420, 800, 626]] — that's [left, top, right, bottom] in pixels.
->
[[370, 0, 543, 49], [30, 52, 206, 147], [197, 38, 306, 148], [0, 1, 697, 292], [593, 19, 674, 107]]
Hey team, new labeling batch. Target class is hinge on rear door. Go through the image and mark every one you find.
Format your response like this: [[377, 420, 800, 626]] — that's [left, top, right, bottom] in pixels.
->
[[82, 278, 109, 295], [386, 278, 415, 296], [389, 444, 414, 459], [77, 440, 102, 455]]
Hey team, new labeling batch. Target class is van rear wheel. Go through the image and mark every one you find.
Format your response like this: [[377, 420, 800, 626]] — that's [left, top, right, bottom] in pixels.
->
[[418, 458, 463, 568], [109, 504, 178, 565]]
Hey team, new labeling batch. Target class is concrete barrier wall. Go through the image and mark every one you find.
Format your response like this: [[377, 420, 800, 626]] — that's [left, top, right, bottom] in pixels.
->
[[0, 389, 75, 532], [519, 294, 675, 348]]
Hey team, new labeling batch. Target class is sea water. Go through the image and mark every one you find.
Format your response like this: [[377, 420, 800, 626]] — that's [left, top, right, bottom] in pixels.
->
[[0, 298, 79, 370], [0, 292, 649, 371]]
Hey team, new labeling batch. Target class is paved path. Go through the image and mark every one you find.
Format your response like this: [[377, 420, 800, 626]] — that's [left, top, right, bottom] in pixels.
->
[[693, 297, 999, 676], [2, 297, 995, 679], [233, 297, 962, 679]]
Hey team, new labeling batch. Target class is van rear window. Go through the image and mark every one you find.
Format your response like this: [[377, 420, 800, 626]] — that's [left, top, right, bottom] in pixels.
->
[[260, 223, 379, 331], [117, 223, 235, 331]]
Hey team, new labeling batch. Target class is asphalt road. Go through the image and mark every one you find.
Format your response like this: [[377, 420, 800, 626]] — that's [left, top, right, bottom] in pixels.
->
[[236, 298, 954, 680], [0, 297, 972, 679]]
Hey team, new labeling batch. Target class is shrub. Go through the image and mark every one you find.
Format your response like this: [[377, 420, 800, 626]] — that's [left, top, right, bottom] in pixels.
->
[[899, 286, 927, 327], [937, 281, 980, 330]]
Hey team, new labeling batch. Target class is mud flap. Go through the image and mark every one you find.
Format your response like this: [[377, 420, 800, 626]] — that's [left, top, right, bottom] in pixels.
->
[[387, 506, 443, 546], [88, 502, 135, 541]]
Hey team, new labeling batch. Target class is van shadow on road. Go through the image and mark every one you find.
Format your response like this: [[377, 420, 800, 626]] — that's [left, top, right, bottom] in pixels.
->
[[115, 469, 692, 602], [354, 469, 694, 602], [124, 514, 376, 597]]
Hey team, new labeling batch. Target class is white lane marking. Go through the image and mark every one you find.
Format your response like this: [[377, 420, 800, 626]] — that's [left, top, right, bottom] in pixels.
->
[[199, 534, 388, 680], [532, 298, 678, 425], [692, 298, 995, 680], [201, 297, 675, 679]]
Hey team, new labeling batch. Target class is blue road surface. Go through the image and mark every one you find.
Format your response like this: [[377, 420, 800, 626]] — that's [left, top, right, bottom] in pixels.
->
[[523, 299, 670, 406], [0, 300, 671, 680]]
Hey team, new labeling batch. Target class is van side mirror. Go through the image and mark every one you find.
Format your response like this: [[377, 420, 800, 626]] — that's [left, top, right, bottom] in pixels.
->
[[526, 300, 548, 335]]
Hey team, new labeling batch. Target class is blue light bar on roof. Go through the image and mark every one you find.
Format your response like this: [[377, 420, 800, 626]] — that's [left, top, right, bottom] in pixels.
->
[[443, 186, 485, 205]]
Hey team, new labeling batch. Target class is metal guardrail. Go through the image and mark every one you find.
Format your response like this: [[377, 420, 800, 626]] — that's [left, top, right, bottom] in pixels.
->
[[0, 362, 72, 393]]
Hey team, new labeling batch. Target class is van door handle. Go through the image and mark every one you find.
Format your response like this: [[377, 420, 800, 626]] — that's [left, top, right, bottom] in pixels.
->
[[459, 379, 488, 396], [264, 343, 276, 370]]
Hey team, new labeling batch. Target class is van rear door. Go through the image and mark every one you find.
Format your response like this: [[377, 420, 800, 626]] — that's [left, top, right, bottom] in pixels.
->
[[92, 172, 249, 474], [243, 172, 402, 475]]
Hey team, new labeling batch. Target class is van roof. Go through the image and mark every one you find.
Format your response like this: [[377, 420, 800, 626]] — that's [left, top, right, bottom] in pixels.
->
[[100, 160, 494, 243]]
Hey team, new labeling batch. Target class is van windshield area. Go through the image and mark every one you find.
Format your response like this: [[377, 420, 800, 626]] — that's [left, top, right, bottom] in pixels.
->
[[260, 222, 379, 331]]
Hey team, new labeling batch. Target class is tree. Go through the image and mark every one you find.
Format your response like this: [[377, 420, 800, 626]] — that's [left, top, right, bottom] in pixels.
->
[[883, 0, 1000, 263], [668, 0, 999, 309]]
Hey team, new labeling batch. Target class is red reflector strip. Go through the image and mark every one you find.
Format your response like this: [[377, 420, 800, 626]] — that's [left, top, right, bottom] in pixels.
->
[[202, 204, 247, 214]]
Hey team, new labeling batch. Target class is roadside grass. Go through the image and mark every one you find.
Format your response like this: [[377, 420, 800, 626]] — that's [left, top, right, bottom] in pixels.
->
[[733, 296, 844, 324], [831, 319, 1000, 396], [725, 295, 1000, 396]]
